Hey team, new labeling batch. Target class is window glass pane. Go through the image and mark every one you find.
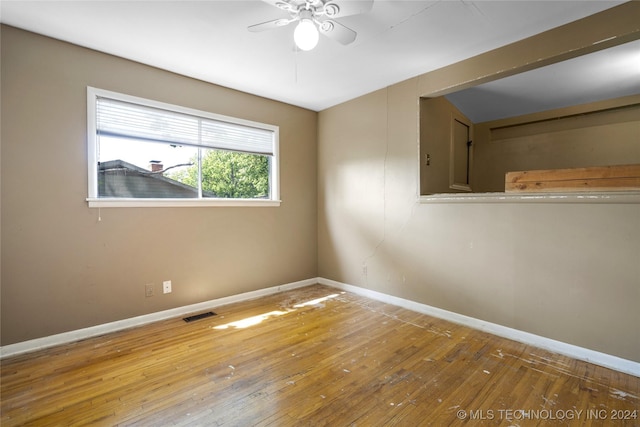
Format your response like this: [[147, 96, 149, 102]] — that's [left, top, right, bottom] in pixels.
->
[[88, 87, 279, 203], [98, 135, 199, 198], [199, 149, 271, 199]]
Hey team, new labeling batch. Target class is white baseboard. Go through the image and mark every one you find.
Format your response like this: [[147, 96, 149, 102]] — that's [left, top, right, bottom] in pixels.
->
[[3, 277, 639, 378], [0, 278, 315, 359], [318, 277, 640, 378]]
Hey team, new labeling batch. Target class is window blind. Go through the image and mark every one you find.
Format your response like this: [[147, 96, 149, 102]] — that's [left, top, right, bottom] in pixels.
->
[[96, 97, 274, 156]]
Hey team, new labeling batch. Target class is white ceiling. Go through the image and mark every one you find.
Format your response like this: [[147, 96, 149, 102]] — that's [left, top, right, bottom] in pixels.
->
[[0, 0, 632, 112], [447, 38, 640, 122]]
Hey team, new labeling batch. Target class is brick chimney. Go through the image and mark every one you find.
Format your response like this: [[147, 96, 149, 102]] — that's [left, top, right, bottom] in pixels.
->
[[149, 160, 163, 173]]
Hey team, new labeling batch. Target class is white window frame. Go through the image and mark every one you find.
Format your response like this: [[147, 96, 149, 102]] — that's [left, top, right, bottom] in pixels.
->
[[86, 87, 280, 208]]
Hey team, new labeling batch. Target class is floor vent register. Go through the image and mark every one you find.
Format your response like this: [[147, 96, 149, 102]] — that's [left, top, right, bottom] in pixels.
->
[[183, 311, 217, 322]]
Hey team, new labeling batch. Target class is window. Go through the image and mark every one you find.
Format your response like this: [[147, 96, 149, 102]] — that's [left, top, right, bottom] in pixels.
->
[[87, 87, 280, 207]]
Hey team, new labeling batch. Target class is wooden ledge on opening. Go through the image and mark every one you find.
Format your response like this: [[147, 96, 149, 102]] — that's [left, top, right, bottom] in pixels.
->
[[506, 164, 640, 193]]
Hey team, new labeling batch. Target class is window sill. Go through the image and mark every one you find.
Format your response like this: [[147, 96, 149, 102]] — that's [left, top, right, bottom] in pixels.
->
[[419, 191, 640, 204], [87, 198, 282, 208]]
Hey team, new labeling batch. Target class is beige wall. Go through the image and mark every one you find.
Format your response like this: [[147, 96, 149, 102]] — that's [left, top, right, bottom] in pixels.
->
[[420, 96, 474, 194], [1, 26, 318, 345], [473, 98, 640, 192], [318, 3, 640, 362]]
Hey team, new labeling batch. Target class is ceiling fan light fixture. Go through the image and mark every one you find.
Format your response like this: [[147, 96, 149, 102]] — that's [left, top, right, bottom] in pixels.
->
[[294, 18, 319, 51]]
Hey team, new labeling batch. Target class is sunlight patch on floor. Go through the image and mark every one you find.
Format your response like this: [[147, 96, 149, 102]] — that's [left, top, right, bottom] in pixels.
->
[[213, 310, 292, 330], [293, 293, 341, 308], [212, 293, 343, 330]]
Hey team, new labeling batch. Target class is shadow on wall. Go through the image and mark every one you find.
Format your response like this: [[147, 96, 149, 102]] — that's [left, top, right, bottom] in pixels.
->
[[320, 156, 521, 326]]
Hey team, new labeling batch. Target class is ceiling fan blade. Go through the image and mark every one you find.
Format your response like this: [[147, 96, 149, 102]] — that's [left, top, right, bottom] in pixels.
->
[[248, 18, 294, 32], [323, 0, 374, 18], [260, 0, 296, 12], [319, 19, 357, 45]]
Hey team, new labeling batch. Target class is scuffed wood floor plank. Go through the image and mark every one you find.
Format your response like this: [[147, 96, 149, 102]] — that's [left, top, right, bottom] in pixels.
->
[[1, 284, 638, 426]]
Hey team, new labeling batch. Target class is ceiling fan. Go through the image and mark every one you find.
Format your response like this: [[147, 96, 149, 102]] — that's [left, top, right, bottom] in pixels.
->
[[248, 0, 374, 51]]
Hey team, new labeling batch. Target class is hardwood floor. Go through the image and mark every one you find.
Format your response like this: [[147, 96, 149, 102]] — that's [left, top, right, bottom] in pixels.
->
[[1, 284, 638, 426]]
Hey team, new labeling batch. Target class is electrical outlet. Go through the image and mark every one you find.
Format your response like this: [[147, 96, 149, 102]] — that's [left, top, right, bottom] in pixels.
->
[[145, 283, 154, 297], [163, 280, 172, 294]]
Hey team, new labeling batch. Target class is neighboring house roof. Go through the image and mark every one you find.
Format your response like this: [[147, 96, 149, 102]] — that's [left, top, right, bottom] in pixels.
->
[[99, 160, 212, 198]]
